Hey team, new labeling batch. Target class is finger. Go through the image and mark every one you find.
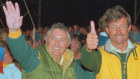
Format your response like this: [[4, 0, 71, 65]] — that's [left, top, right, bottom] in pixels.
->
[[87, 43, 98, 49], [15, 2, 20, 23], [3, 6, 8, 16], [6, 1, 12, 14], [87, 36, 98, 40], [18, 16, 23, 27], [87, 34, 98, 39], [15, 16, 23, 29], [86, 39, 98, 43], [15, 2, 20, 18], [87, 45, 98, 50], [19, 16, 23, 24], [9, 1, 15, 14], [90, 21, 96, 34], [86, 42, 98, 47], [87, 42, 98, 47]]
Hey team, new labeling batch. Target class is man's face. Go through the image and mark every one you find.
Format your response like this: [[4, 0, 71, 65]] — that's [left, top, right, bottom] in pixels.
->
[[27, 40, 33, 48], [74, 25, 78, 31], [46, 29, 70, 61], [1, 32, 7, 41], [68, 27, 73, 32], [131, 25, 137, 31], [3, 47, 13, 64], [70, 38, 79, 53], [105, 17, 131, 45], [44, 29, 48, 34]]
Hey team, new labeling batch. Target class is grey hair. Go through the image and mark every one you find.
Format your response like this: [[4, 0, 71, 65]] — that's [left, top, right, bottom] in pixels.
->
[[46, 23, 71, 43]]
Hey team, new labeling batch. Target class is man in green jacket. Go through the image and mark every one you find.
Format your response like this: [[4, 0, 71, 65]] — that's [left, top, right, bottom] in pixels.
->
[[3, 1, 95, 79], [81, 5, 140, 79]]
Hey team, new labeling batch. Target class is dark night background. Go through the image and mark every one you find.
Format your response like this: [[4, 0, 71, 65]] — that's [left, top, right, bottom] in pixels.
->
[[0, 0, 140, 31]]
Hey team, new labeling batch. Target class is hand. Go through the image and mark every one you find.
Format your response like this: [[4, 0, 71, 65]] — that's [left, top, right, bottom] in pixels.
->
[[86, 21, 98, 51], [3, 1, 23, 32]]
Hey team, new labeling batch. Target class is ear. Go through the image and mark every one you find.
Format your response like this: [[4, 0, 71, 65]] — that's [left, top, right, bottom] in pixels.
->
[[105, 27, 109, 34], [128, 25, 131, 32]]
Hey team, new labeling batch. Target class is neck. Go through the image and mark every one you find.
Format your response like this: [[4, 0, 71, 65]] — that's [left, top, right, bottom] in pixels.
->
[[55, 56, 62, 62], [50, 54, 62, 63], [112, 41, 128, 53], [74, 51, 81, 60]]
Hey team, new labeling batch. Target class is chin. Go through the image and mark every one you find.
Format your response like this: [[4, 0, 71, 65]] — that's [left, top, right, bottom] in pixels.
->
[[116, 41, 125, 44]]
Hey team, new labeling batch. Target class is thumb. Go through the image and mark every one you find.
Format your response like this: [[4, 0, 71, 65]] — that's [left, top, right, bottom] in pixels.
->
[[90, 21, 96, 34]]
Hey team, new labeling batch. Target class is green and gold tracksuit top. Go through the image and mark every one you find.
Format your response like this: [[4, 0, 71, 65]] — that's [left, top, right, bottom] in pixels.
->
[[7, 30, 95, 79], [81, 39, 140, 79], [22, 44, 76, 79]]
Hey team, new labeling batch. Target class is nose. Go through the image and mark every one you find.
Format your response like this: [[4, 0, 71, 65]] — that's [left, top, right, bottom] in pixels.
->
[[116, 27, 121, 34], [55, 39, 60, 47]]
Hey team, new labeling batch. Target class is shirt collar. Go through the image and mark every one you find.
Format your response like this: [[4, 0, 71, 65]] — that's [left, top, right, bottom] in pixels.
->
[[111, 40, 133, 53], [99, 32, 108, 37]]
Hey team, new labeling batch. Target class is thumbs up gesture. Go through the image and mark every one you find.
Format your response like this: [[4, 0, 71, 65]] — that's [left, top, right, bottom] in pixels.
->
[[86, 21, 98, 51]]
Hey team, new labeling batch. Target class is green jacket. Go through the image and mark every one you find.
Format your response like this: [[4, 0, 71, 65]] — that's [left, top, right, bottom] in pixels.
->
[[22, 44, 76, 79], [7, 34, 95, 79]]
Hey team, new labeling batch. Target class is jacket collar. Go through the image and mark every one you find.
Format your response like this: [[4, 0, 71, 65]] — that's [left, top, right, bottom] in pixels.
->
[[104, 39, 136, 60], [62, 49, 74, 73], [104, 39, 135, 53]]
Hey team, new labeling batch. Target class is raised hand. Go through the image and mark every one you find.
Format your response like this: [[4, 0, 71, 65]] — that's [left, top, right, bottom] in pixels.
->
[[3, 1, 23, 32], [86, 21, 98, 51]]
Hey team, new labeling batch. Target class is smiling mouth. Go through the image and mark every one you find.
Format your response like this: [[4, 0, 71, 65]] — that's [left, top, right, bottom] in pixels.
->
[[116, 36, 122, 39], [54, 48, 60, 50]]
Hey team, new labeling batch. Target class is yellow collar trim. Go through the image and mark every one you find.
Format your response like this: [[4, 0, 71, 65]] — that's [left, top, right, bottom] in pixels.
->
[[3, 63, 9, 67], [61, 53, 66, 66]]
